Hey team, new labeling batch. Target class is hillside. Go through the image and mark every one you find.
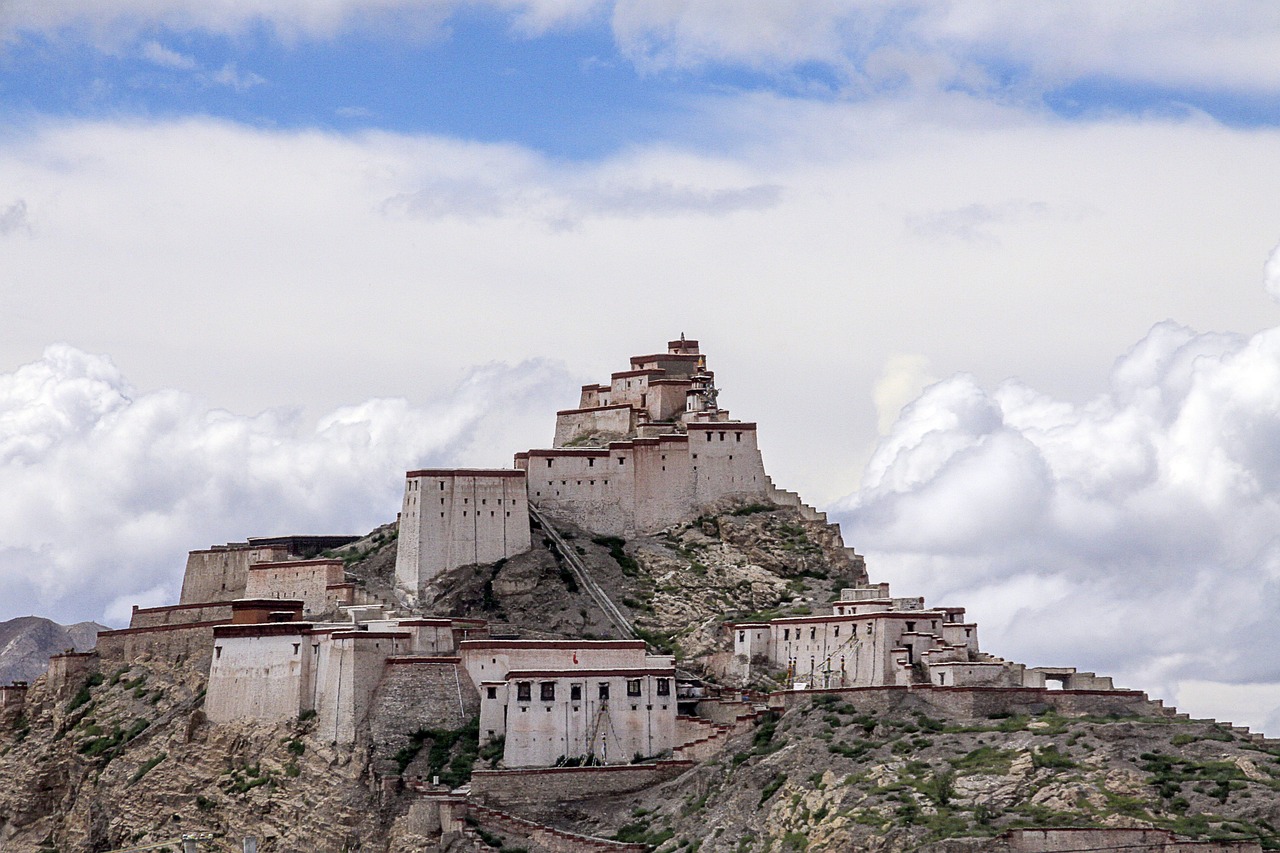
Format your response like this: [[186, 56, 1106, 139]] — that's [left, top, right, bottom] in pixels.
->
[[552, 693, 1280, 851], [0, 617, 105, 685], [3, 506, 1278, 852]]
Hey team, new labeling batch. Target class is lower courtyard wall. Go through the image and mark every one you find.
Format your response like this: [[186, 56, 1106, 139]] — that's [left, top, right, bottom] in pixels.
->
[[469, 762, 694, 815]]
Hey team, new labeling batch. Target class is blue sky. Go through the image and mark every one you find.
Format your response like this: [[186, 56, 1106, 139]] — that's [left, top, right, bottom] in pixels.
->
[[7, 2, 1280, 731], [7, 5, 1280, 159]]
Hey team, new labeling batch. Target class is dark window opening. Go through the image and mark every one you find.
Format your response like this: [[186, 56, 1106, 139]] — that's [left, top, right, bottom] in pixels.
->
[[627, 679, 642, 697], [570, 684, 582, 701], [599, 683, 610, 700], [656, 679, 670, 696], [540, 682, 556, 701], [517, 682, 531, 701], [486, 687, 497, 699]]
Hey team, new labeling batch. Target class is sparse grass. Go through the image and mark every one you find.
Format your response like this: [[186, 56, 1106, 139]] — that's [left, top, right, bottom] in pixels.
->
[[129, 753, 166, 786]]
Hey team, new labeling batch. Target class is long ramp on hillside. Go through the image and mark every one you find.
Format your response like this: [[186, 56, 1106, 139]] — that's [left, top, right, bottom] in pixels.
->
[[527, 504, 636, 641]]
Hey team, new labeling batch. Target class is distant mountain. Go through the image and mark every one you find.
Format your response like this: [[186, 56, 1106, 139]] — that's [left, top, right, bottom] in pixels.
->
[[0, 616, 105, 685]]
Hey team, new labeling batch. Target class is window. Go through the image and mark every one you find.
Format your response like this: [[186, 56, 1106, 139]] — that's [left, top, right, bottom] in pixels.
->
[[738, 631, 745, 643], [617, 457, 625, 465], [706, 432, 712, 442], [866, 624, 873, 635], [516, 682, 531, 701], [599, 683, 610, 700], [588, 458, 595, 467], [439, 482, 445, 490], [834, 627, 840, 637], [719, 432, 725, 441], [486, 687, 497, 699], [540, 682, 556, 701], [547, 459, 553, 467], [656, 679, 670, 696], [783, 629, 790, 641], [292, 643, 300, 654], [735, 432, 742, 442], [906, 621, 915, 632], [214, 646, 222, 659], [627, 679, 642, 697], [810, 628, 816, 640], [571, 684, 582, 701]]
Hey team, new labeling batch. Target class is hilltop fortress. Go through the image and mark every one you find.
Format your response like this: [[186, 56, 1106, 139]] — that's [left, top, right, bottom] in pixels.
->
[[8, 336, 1256, 853], [395, 338, 853, 599]]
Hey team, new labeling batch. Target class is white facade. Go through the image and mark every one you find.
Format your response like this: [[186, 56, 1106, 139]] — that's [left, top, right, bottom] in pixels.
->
[[730, 584, 1000, 689], [461, 640, 677, 767], [395, 469, 532, 600]]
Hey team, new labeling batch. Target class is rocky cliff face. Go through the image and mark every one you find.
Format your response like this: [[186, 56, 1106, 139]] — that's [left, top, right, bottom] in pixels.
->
[[0, 617, 105, 685]]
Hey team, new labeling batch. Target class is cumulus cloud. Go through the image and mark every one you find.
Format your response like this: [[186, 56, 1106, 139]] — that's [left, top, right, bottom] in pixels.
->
[[0, 344, 573, 627], [831, 305, 1280, 730]]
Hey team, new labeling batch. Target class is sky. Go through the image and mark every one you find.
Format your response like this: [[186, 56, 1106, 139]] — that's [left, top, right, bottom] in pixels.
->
[[4, 2, 1280, 731]]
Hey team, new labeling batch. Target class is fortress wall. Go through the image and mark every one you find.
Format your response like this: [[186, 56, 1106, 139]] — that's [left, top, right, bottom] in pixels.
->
[[179, 544, 291, 605], [469, 762, 693, 812], [687, 423, 770, 508], [396, 470, 530, 597], [313, 631, 408, 745], [205, 626, 310, 723], [766, 685, 1158, 720], [527, 448, 636, 536], [46, 651, 99, 695], [129, 602, 233, 629], [370, 657, 479, 758], [608, 369, 661, 409], [245, 559, 345, 616], [554, 405, 634, 447], [96, 622, 221, 671], [632, 436, 694, 533]]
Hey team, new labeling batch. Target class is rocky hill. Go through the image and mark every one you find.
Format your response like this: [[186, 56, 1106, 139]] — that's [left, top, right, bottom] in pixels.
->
[[3, 507, 1278, 852], [549, 692, 1280, 851], [0, 617, 104, 685]]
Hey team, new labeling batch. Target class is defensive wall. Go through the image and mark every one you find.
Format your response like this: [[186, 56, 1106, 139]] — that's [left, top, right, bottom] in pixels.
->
[[244, 558, 346, 616], [468, 762, 694, 814], [371, 656, 479, 764], [395, 469, 531, 599], [765, 684, 1160, 720], [517, 423, 770, 536], [997, 828, 1261, 852], [128, 602, 233, 630], [178, 542, 291, 605], [96, 621, 225, 672]]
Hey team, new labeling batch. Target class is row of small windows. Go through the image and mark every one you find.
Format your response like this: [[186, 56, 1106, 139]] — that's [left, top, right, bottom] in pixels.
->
[[704, 432, 743, 442], [440, 511, 512, 518], [513, 679, 670, 702]]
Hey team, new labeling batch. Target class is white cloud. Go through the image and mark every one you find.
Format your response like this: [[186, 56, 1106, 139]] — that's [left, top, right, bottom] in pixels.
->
[[140, 39, 196, 70], [832, 301, 1280, 731], [0, 344, 573, 626], [7, 2, 1280, 99], [211, 62, 265, 91]]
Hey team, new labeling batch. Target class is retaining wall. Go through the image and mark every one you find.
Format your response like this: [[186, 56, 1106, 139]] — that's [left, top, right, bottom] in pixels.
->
[[469, 761, 694, 812]]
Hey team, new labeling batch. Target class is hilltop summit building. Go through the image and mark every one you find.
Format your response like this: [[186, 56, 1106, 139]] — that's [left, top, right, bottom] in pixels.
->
[[395, 337, 845, 600]]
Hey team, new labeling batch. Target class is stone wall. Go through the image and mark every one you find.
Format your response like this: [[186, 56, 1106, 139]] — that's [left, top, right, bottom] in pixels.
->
[[370, 657, 479, 760], [244, 559, 345, 617], [1000, 828, 1261, 852], [128, 602, 233, 630], [469, 762, 694, 813], [554, 405, 635, 447], [766, 684, 1159, 720], [46, 651, 100, 696], [179, 543, 291, 605], [96, 622, 222, 672]]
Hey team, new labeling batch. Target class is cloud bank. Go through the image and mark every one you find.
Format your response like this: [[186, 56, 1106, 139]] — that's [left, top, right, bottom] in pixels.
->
[[0, 344, 572, 626], [9, 2, 1280, 98], [833, 309, 1280, 731]]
